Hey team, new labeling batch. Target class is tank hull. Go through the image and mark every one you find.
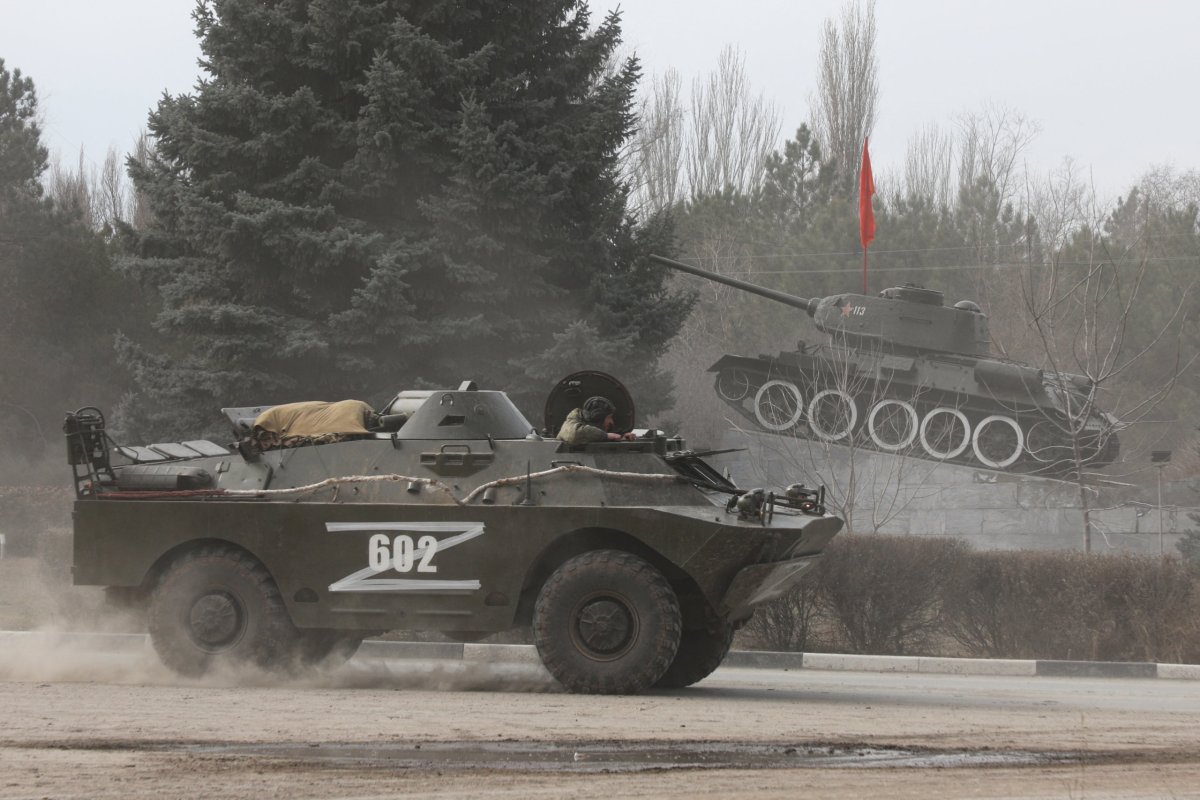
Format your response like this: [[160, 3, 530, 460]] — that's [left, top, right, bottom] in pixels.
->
[[708, 347, 1119, 477]]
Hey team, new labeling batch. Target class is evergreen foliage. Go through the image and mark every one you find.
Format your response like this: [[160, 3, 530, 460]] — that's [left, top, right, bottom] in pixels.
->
[[0, 60, 139, 474], [0, 61, 47, 198], [119, 0, 690, 438]]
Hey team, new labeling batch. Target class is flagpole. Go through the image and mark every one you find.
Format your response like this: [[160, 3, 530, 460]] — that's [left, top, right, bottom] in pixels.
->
[[862, 249, 868, 294]]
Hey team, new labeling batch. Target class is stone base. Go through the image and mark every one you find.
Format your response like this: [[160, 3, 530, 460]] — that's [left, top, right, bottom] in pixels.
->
[[712, 428, 1187, 554]]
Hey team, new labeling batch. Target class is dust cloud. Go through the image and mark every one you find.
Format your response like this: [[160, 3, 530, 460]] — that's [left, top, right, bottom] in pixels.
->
[[0, 548, 169, 686], [0, 630, 559, 693], [0, 551, 556, 693], [0, 631, 170, 684], [0, 488, 557, 693], [304, 659, 558, 694]]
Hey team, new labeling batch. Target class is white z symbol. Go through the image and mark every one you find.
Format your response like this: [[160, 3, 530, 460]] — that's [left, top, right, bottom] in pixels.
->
[[326, 521, 484, 594]]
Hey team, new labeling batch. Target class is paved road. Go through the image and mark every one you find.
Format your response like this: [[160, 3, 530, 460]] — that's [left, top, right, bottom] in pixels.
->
[[3, 641, 1199, 799], [712, 665, 1200, 714]]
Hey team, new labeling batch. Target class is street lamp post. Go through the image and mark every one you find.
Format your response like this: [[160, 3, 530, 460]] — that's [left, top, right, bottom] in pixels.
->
[[1151, 450, 1172, 556]]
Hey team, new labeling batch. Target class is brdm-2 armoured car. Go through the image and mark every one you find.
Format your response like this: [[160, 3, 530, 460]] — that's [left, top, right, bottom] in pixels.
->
[[64, 374, 841, 694]]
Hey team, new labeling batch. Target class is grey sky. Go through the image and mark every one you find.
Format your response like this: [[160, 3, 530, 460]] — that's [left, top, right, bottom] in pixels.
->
[[3, 1, 1195, 202]]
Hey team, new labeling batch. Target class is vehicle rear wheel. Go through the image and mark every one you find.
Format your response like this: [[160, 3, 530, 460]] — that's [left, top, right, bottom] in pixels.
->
[[653, 618, 734, 689], [534, 550, 681, 694], [148, 545, 300, 677]]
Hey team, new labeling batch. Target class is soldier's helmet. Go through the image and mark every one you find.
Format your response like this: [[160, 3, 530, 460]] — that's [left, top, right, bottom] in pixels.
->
[[582, 396, 616, 425]]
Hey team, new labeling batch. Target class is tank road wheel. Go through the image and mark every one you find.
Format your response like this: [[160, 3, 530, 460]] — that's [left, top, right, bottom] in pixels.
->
[[807, 389, 858, 442], [753, 380, 804, 432], [148, 546, 299, 677], [866, 399, 919, 451], [716, 368, 753, 402], [971, 414, 1025, 469], [534, 550, 681, 695], [919, 407, 971, 460], [653, 619, 734, 689]]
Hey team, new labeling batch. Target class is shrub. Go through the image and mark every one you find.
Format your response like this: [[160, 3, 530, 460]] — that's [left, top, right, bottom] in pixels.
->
[[742, 535, 1200, 663], [1089, 554, 1200, 663], [816, 534, 969, 655], [941, 550, 1104, 659], [741, 572, 825, 652]]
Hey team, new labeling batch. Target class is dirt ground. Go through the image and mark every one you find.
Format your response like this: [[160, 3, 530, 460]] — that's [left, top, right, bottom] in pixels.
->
[[4, 551, 1200, 798], [2, 642, 1200, 800]]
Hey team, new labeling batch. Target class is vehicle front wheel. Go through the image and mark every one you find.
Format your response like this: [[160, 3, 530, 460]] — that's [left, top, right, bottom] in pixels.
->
[[533, 550, 681, 694], [148, 545, 299, 677], [653, 619, 734, 689]]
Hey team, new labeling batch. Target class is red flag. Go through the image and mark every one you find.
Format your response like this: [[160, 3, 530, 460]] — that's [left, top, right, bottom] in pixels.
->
[[858, 137, 876, 250]]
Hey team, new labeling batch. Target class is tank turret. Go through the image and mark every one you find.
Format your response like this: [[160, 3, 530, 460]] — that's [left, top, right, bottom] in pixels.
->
[[650, 254, 991, 357], [651, 254, 1118, 477]]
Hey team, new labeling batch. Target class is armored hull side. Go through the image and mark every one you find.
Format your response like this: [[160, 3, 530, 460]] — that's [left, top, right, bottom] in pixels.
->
[[73, 437, 841, 630], [65, 380, 841, 694]]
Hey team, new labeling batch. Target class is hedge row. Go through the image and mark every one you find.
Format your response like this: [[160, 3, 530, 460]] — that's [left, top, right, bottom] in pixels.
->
[[742, 535, 1200, 664]]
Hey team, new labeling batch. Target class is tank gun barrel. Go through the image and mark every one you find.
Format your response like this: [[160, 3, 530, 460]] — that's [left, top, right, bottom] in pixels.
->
[[650, 255, 814, 314]]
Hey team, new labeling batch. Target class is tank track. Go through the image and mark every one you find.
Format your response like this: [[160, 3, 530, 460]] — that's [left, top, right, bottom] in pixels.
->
[[711, 356, 1119, 479]]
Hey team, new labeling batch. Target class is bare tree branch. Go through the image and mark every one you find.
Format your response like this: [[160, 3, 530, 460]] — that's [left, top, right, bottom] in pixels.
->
[[811, 0, 878, 183]]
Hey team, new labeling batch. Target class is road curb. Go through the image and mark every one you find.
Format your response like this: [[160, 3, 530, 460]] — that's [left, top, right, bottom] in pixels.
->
[[1034, 659, 1157, 679], [1, 632, 1196, 679]]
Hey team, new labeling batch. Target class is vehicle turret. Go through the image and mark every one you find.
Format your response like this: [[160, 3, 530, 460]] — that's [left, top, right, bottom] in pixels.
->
[[650, 254, 991, 357]]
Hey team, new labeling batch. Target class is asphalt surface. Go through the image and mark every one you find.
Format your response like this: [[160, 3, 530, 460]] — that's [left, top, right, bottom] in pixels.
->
[[2, 630, 1198, 680], [5, 632, 1200, 798]]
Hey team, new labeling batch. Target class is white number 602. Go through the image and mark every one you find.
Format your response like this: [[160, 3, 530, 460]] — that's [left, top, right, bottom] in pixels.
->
[[368, 534, 438, 573]]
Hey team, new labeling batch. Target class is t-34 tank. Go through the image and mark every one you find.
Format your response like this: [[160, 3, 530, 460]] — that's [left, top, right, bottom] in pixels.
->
[[62, 373, 840, 694], [651, 255, 1119, 477]]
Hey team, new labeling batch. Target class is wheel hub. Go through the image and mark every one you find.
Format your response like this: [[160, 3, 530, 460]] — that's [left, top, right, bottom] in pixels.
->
[[188, 592, 243, 650], [575, 597, 636, 657]]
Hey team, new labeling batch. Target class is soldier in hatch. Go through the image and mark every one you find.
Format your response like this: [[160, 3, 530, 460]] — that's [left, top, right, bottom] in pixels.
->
[[557, 396, 636, 444]]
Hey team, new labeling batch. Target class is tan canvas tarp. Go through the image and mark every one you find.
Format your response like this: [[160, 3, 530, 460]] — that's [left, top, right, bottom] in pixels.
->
[[252, 400, 375, 449]]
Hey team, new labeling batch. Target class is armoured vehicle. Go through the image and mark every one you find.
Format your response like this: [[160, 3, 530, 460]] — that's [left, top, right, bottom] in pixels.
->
[[63, 373, 841, 694], [652, 255, 1119, 477]]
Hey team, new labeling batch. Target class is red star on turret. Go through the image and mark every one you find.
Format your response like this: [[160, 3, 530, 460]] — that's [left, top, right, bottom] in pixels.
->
[[841, 303, 854, 317]]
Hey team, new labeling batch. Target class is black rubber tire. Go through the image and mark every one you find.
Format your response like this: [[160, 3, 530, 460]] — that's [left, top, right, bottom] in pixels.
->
[[533, 550, 681, 695], [148, 545, 300, 677], [653, 619, 734, 689]]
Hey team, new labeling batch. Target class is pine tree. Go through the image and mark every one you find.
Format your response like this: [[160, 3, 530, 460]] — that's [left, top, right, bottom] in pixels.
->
[[0, 60, 140, 472], [119, 0, 690, 438]]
